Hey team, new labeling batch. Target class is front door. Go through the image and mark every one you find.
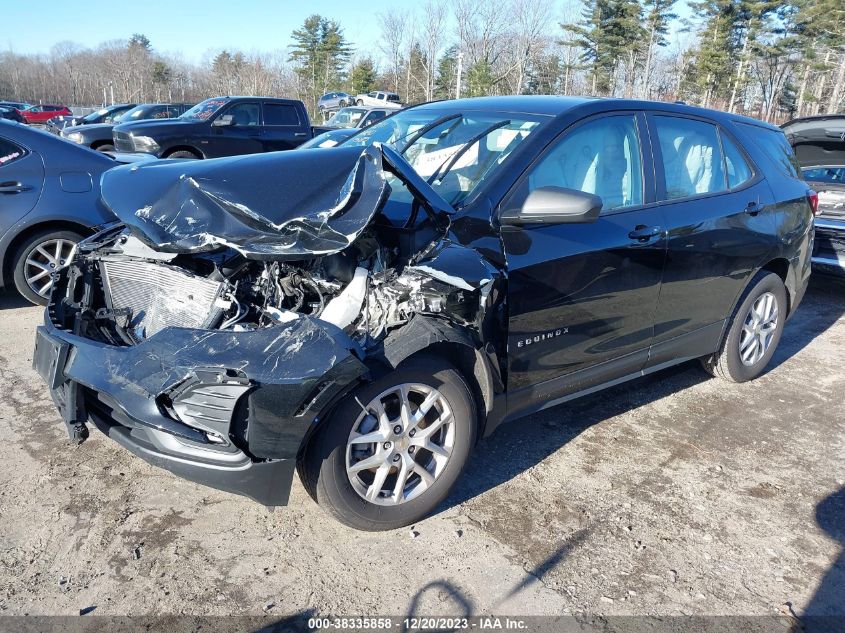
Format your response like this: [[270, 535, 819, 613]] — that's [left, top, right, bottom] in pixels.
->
[[501, 113, 666, 411], [208, 102, 263, 157]]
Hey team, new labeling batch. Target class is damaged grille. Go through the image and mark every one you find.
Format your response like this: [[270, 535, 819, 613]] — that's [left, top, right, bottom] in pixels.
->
[[101, 259, 224, 337]]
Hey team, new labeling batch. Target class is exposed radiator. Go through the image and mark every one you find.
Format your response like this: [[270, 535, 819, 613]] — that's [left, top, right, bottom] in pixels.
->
[[100, 259, 224, 338]]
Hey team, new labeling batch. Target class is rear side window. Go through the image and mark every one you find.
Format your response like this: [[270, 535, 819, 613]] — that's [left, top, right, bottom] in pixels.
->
[[721, 133, 753, 189], [525, 115, 643, 211], [264, 103, 300, 126], [739, 124, 801, 179], [654, 116, 726, 199], [0, 138, 25, 166]]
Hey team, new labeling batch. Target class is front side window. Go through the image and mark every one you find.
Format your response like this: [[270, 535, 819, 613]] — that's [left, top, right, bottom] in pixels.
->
[[654, 116, 726, 200], [523, 115, 643, 211], [226, 103, 260, 126]]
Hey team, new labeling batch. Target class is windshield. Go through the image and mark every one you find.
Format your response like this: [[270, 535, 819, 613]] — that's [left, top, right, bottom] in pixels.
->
[[327, 108, 367, 128], [344, 109, 542, 206], [180, 98, 228, 121], [113, 105, 147, 122], [82, 108, 110, 123]]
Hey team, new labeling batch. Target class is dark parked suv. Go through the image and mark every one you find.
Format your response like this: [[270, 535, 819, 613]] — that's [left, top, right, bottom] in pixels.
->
[[112, 96, 312, 158], [61, 103, 192, 152], [35, 97, 814, 531]]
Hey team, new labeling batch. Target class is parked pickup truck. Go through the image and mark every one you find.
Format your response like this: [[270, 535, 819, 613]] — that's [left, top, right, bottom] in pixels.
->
[[112, 96, 315, 159]]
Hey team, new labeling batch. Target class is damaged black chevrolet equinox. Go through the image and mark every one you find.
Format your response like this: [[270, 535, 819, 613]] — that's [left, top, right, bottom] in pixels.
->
[[35, 97, 814, 530]]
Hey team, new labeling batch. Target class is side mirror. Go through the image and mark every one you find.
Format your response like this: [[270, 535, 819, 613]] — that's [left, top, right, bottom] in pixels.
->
[[212, 114, 234, 127], [500, 186, 602, 226]]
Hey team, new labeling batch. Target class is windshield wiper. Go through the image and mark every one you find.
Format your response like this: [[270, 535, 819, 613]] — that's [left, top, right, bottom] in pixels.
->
[[426, 120, 512, 186], [399, 113, 462, 154]]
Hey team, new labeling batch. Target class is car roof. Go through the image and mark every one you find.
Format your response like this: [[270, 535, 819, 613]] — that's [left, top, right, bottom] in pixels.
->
[[407, 95, 780, 129]]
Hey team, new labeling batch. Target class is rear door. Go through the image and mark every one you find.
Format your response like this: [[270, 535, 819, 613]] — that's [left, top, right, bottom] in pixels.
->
[[644, 113, 777, 366], [0, 136, 45, 231], [502, 112, 667, 406], [261, 102, 308, 151]]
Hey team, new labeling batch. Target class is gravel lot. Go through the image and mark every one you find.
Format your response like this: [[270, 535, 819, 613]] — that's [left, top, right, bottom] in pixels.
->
[[0, 275, 843, 622]]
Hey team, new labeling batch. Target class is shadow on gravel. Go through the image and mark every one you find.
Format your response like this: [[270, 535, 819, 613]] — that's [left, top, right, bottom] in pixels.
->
[[444, 274, 845, 511], [769, 274, 845, 372], [800, 487, 845, 627], [405, 580, 474, 622], [0, 289, 31, 310]]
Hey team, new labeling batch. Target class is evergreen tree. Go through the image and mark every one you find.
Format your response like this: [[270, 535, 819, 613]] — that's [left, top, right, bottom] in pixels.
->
[[434, 46, 459, 99], [289, 15, 352, 107], [350, 57, 376, 95]]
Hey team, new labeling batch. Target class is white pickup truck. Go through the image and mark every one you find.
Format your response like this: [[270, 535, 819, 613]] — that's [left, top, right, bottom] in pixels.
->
[[354, 91, 403, 109]]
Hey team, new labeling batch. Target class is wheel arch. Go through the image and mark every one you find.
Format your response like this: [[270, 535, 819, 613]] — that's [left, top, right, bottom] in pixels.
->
[[163, 145, 204, 159], [378, 316, 495, 439], [2, 220, 92, 288], [760, 257, 793, 315]]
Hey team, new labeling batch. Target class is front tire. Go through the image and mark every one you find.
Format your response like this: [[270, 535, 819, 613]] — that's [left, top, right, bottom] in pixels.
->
[[300, 355, 476, 531], [339, 99, 348, 108], [701, 271, 787, 382], [356, 99, 364, 106], [12, 229, 83, 305], [166, 150, 200, 159]]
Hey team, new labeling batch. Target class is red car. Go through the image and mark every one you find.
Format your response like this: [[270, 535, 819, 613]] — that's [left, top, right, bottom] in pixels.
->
[[18, 104, 72, 124]]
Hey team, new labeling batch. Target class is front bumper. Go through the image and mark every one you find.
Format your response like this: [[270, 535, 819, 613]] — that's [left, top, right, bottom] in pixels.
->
[[34, 314, 367, 505]]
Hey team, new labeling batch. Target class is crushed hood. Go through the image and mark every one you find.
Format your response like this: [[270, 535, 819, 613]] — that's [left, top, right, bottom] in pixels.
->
[[100, 145, 390, 260]]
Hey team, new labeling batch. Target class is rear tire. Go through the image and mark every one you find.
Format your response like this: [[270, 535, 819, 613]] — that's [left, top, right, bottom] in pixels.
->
[[300, 355, 476, 531], [12, 228, 83, 305], [356, 99, 364, 106], [701, 271, 787, 383]]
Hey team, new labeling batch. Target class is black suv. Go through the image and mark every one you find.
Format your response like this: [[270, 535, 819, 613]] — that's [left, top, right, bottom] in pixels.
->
[[61, 103, 192, 152], [35, 97, 814, 531], [112, 96, 312, 159]]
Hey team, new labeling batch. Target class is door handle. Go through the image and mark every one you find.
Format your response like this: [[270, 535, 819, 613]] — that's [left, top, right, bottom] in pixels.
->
[[0, 182, 32, 194], [744, 201, 763, 215], [628, 225, 665, 242], [294, 132, 307, 137]]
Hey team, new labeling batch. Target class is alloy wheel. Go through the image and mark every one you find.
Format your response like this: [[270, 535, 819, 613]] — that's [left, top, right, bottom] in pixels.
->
[[24, 238, 75, 299], [345, 383, 454, 506], [739, 291, 778, 366]]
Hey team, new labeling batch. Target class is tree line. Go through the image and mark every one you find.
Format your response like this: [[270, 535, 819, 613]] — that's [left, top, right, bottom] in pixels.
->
[[1, 0, 843, 122]]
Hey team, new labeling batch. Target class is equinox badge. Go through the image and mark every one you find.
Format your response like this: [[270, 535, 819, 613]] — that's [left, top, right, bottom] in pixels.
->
[[516, 328, 568, 348]]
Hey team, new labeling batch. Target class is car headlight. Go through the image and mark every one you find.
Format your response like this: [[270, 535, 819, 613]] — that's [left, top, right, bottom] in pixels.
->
[[131, 135, 160, 153], [65, 132, 84, 144]]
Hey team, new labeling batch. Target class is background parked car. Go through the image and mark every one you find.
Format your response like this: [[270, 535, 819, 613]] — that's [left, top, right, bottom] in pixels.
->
[[322, 106, 390, 131], [62, 103, 192, 152], [0, 106, 26, 124], [112, 96, 314, 159], [0, 101, 32, 112], [317, 92, 352, 113], [298, 127, 359, 149], [46, 103, 137, 134], [783, 114, 845, 276], [0, 120, 118, 304], [19, 104, 72, 124], [354, 91, 402, 109]]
